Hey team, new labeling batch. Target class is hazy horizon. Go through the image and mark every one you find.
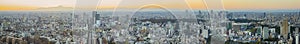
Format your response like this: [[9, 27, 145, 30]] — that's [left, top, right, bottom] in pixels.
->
[[1, 0, 300, 10]]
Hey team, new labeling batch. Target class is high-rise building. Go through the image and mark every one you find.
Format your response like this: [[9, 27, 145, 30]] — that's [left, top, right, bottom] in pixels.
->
[[256, 26, 262, 35], [296, 35, 299, 44], [281, 19, 289, 40], [92, 11, 101, 25], [296, 27, 299, 44], [296, 27, 299, 34], [263, 27, 269, 39], [0, 22, 2, 30]]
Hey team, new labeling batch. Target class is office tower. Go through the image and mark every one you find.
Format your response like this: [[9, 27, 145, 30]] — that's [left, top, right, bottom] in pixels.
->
[[269, 28, 276, 38], [93, 11, 101, 25], [281, 19, 289, 40], [263, 27, 269, 39], [86, 11, 97, 44], [199, 10, 202, 15], [296, 28, 299, 34], [92, 11, 97, 23], [263, 12, 266, 18], [296, 35, 299, 44], [296, 28, 299, 44], [0, 22, 2, 31], [256, 26, 263, 35]]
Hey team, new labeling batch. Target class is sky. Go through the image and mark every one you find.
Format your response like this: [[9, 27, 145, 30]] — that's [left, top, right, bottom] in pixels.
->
[[0, 0, 299, 10]]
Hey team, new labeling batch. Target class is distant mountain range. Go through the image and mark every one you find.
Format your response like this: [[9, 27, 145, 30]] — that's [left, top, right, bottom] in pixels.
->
[[34, 5, 73, 11]]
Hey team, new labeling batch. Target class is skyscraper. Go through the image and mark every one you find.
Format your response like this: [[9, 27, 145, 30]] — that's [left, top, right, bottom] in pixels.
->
[[92, 11, 101, 25], [263, 27, 269, 39], [295, 27, 299, 44], [281, 18, 289, 40]]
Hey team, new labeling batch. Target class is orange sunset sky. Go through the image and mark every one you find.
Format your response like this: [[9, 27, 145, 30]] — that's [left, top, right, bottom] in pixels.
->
[[0, 0, 300, 10]]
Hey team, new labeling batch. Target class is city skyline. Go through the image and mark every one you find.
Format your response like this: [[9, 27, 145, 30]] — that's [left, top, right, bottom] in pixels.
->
[[1, 0, 300, 44]]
